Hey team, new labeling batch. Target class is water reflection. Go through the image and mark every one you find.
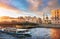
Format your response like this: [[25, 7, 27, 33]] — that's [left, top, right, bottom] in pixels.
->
[[25, 28, 60, 39], [51, 28, 60, 39]]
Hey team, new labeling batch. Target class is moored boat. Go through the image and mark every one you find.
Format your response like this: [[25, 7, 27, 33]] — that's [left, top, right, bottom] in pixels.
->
[[3, 28, 31, 37]]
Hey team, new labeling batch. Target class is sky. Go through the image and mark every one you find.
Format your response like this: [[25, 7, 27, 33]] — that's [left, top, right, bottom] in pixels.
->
[[0, 0, 60, 18]]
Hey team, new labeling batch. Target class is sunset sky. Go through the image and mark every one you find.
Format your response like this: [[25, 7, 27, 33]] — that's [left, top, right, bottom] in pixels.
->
[[0, 0, 60, 18]]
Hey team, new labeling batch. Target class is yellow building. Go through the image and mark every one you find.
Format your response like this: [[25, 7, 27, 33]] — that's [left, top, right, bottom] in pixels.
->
[[51, 9, 60, 24]]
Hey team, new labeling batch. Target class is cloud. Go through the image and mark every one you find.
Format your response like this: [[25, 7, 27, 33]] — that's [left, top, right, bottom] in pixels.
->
[[27, 0, 42, 11], [0, 0, 22, 13], [0, 3, 20, 13], [35, 12, 43, 17], [0, 0, 11, 5], [0, 0, 59, 17], [47, 0, 59, 9], [0, 1, 37, 17], [27, 0, 60, 17]]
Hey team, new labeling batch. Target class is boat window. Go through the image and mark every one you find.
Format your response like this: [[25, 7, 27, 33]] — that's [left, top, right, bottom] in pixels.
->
[[17, 31, 25, 33]]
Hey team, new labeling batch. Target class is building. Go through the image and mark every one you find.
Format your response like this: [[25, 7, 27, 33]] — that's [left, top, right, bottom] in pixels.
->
[[42, 13, 51, 24], [18, 16, 25, 22], [51, 9, 60, 24], [42, 16, 51, 24], [24, 16, 33, 22], [24, 16, 42, 24], [37, 18, 42, 24]]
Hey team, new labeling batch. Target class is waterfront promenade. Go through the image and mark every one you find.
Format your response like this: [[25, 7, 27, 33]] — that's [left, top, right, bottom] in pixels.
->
[[38, 24, 60, 28], [25, 24, 60, 28], [0, 23, 60, 29]]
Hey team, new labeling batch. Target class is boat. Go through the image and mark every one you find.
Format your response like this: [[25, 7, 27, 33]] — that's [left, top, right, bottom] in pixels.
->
[[3, 28, 31, 37]]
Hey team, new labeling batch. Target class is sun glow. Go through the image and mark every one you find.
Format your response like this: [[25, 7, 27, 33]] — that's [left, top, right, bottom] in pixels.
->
[[0, 7, 19, 17], [0, 3, 21, 17]]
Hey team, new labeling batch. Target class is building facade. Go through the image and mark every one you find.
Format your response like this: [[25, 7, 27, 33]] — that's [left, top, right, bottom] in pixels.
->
[[51, 9, 60, 24]]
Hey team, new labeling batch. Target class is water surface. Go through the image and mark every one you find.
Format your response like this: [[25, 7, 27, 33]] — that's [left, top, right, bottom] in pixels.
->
[[0, 28, 60, 39]]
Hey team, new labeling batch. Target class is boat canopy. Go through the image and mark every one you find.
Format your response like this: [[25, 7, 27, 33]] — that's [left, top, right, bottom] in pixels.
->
[[16, 29, 28, 31]]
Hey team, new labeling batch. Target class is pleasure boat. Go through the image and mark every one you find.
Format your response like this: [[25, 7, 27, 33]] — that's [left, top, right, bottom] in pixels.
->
[[4, 28, 31, 37]]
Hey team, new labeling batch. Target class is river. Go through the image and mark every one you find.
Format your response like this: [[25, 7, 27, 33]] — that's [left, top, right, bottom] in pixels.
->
[[0, 28, 60, 39]]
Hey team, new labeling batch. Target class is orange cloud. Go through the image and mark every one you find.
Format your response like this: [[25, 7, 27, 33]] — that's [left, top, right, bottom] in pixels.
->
[[0, 3, 20, 13]]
